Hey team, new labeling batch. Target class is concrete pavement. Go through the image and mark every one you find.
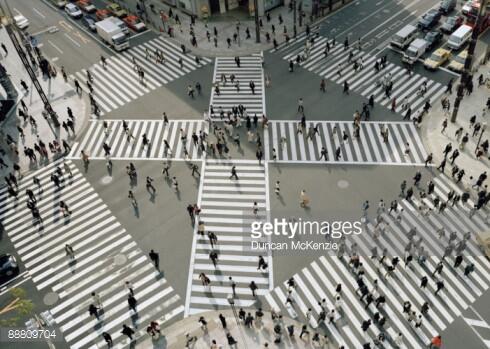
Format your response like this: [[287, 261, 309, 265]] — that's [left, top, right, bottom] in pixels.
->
[[421, 62, 490, 191], [0, 26, 89, 185]]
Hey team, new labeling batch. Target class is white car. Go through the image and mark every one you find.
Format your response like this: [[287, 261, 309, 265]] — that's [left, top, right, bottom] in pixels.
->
[[65, 3, 83, 18], [462, 0, 473, 15], [14, 14, 29, 29]]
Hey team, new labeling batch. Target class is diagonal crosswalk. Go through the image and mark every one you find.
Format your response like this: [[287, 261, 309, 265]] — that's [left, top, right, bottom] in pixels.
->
[[0, 159, 184, 348], [67, 119, 209, 161], [263, 173, 490, 349], [209, 54, 265, 119], [267, 120, 429, 165], [272, 34, 447, 116], [69, 37, 211, 116], [185, 159, 272, 316]]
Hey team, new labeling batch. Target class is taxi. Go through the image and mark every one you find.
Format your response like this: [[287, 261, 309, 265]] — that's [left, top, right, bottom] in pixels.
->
[[107, 3, 128, 18], [424, 47, 451, 70], [448, 50, 467, 73], [77, 0, 96, 13]]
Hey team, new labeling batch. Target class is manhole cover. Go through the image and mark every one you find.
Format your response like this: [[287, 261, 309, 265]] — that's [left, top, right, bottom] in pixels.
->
[[44, 292, 59, 306], [114, 254, 127, 266], [337, 180, 349, 189], [101, 176, 113, 185]]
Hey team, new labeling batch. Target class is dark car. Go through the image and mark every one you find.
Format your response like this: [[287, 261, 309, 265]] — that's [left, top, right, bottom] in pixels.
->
[[81, 15, 96, 32], [418, 9, 442, 30], [424, 30, 443, 49], [0, 254, 19, 277], [440, 15, 464, 33], [439, 0, 456, 14]]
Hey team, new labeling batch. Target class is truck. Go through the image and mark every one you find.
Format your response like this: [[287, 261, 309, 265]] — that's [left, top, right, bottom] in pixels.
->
[[107, 16, 129, 36], [402, 38, 429, 64], [95, 17, 129, 51]]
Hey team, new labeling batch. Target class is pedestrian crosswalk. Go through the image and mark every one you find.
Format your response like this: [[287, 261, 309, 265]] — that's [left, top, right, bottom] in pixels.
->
[[209, 54, 265, 119], [67, 119, 209, 161], [272, 34, 447, 116], [0, 159, 184, 348], [266, 120, 429, 165], [263, 173, 490, 349], [69, 36, 211, 116], [185, 159, 272, 316]]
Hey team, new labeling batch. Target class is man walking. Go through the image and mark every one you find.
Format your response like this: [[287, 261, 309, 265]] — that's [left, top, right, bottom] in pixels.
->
[[230, 166, 239, 180], [149, 249, 160, 270]]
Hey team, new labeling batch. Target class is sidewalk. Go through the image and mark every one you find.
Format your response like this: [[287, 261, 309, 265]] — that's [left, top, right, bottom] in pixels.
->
[[0, 26, 89, 186], [137, 309, 330, 348], [123, 0, 353, 56], [421, 62, 490, 190]]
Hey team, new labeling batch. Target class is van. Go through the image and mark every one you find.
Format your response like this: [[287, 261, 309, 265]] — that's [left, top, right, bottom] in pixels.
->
[[403, 39, 429, 64], [391, 25, 418, 49], [447, 25, 472, 50], [476, 230, 490, 258]]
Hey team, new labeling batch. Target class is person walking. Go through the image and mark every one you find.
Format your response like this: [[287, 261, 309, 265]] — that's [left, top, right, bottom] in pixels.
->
[[250, 280, 258, 297], [128, 294, 138, 312], [89, 304, 100, 320], [91, 292, 103, 309], [102, 332, 113, 347], [121, 324, 135, 341], [149, 249, 160, 270], [230, 166, 239, 180], [65, 244, 75, 259]]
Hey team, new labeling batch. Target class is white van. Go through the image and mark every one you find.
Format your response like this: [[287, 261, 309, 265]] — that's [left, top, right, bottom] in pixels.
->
[[391, 25, 418, 49], [447, 25, 472, 50]]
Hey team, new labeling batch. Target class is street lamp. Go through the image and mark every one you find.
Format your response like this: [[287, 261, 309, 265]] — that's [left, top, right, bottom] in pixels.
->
[[475, 122, 487, 155]]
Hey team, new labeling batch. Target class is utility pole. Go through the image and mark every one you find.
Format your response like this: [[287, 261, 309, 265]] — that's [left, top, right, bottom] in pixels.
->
[[293, 0, 297, 37], [1, 3, 59, 127], [254, 0, 260, 43], [451, 0, 488, 123]]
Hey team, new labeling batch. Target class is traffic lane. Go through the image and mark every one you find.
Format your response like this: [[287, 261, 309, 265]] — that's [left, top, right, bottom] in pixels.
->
[[318, 0, 439, 45], [0, 223, 28, 293], [442, 305, 490, 349], [359, 0, 440, 53], [9, 0, 112, 72]]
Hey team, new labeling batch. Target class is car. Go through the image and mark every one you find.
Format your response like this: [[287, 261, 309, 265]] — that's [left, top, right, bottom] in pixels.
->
[[424, 30, 443, 49], [81, 15, 97, 31], [418, 9, 442, 30], [13, 14, 29, 29], [0, 254, 19, 277], [96, 9, 112, 21], [424, 47, 451, 69], [462, 0, 473, 15], [51, 0, 67, 8], [448, 49, 467, 72], [76, 0, 96, 13], [65, 3, 83, 19], [107, 3, 128, 18], [439, 0, 456, 14], [440, 15, 464, 33], [123, 14, 146, 32]]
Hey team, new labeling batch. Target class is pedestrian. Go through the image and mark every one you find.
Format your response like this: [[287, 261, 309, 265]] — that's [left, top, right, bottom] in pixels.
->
[[230, 165, 239, 180], [250, 280, 258, 297], [149, 249, 160, 270], [219, 313, 227, 329], [65, 244, 75, 259], [128, 294, 137, 312], [91, 291, 103, 309], [121, 324, 135, 341], [102, 332, 113, 347], [89, 304, 100, 320], [125, 280, 135, 296]]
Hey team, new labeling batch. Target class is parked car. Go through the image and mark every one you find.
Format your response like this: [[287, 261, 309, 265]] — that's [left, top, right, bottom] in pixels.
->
[[81, 15, 97, 31], [65, 3, 83, 19], [13, 14, 29, 29], [418, 9, 442, 30], [77, 0, 96, 13], [440, 15, 464, 33], [123, 14, 146, 32], [0, 254, 19, 277], [96, 9, 112, 21], [107, 3, 128, 18], [424, 47, 451, 69], [424, 30, 443, 49], [439, 0, 456, 14]]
